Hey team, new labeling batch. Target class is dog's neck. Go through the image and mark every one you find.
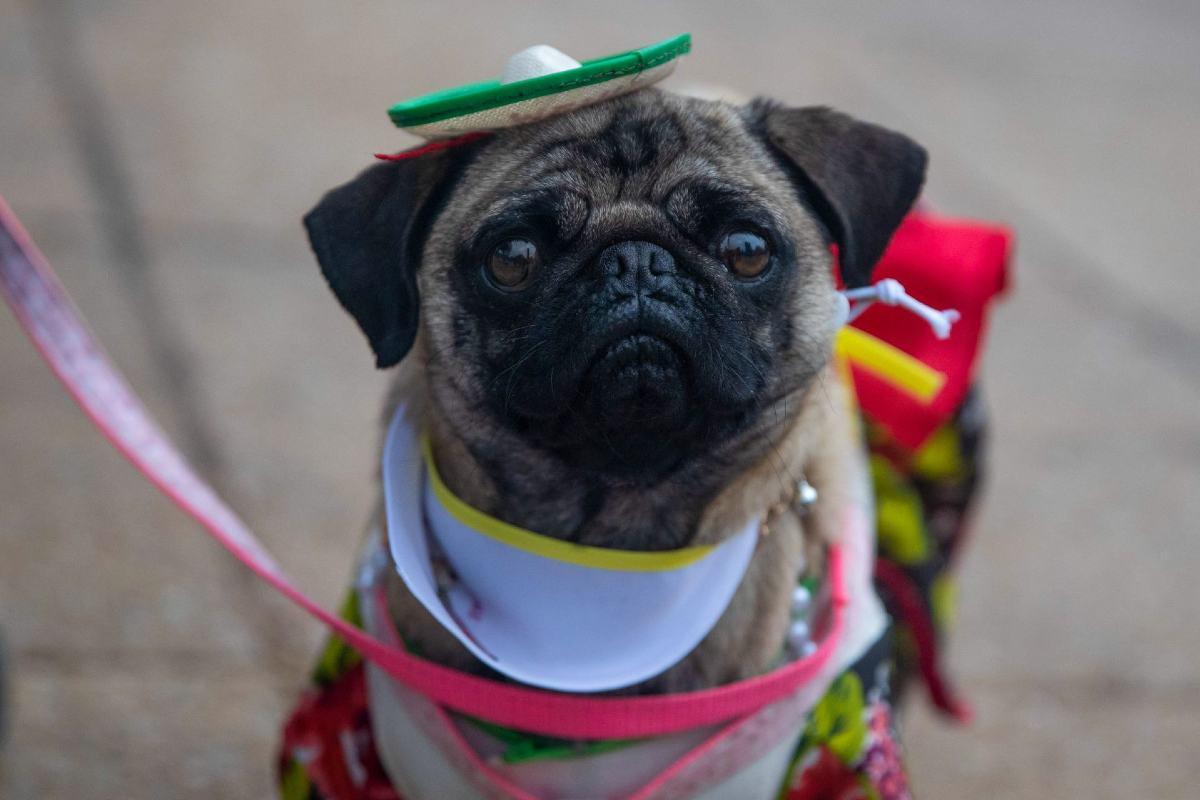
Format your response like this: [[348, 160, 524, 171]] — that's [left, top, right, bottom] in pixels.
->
[[404, 366, 828, 552], [377, 358, 855, 687]]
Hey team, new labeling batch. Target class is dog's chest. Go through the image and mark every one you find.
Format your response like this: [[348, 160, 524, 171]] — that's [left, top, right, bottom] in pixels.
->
[[278, 511, 907, 800]]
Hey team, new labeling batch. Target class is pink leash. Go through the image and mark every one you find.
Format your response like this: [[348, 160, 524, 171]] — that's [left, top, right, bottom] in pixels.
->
[[0, 195, 847, 740]]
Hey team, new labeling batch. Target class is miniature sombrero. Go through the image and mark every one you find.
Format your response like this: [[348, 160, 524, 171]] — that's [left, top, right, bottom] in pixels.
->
[[388, 34, 691, 139]]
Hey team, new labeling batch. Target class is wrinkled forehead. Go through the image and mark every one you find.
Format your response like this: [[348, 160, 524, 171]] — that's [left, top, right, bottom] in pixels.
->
[[443, 92, 792, 237]]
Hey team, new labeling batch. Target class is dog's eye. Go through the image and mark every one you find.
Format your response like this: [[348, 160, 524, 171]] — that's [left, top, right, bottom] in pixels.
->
[[720, 231, 770, 278], [486, 238, 539, 290]]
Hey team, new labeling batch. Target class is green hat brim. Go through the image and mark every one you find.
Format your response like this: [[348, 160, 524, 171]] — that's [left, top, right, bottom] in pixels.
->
[[388, 34, 690, 136]]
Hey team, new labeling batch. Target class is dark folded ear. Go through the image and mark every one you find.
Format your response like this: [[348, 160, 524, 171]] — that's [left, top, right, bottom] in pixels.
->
[[750, 102, 927, 287], [304, 150, 466, 368]]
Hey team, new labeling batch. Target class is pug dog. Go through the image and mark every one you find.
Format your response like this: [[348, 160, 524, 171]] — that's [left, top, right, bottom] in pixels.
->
[[304, 88, 926, 693]]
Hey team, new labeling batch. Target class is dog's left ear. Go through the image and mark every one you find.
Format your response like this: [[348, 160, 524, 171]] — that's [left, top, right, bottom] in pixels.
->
[[749, 102, 927, 287], [304, 147, 471, 368]]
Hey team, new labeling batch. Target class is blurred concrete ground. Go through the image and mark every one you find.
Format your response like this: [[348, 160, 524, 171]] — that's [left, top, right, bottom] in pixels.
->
[[1, 0, 1197, 797]]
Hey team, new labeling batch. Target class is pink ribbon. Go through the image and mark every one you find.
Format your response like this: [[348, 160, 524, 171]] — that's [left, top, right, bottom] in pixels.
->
[[0, 195, 847, 740]]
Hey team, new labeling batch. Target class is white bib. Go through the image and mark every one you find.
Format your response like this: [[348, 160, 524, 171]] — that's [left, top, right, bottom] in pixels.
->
[[382, 403, 759, 693]]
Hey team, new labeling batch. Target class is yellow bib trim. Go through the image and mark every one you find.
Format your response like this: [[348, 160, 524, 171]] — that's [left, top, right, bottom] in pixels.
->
[[422, 436, 717, 572]]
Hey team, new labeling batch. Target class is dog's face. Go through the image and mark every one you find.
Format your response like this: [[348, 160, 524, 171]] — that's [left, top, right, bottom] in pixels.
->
[[307, 90, 925, 486]]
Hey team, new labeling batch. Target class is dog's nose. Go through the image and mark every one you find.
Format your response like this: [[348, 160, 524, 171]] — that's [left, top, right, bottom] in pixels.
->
[[596, 241, 675, 285]]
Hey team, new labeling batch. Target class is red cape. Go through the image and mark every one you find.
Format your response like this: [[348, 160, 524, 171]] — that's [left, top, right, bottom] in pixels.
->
[[847, 212, 1012, 451]]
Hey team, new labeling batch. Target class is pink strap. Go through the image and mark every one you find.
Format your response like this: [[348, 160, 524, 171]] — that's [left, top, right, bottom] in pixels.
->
[[0, 195, 847, 740]]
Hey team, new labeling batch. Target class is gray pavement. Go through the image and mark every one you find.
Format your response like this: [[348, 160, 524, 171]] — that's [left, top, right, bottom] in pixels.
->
[[1, 1, 1197, 797]]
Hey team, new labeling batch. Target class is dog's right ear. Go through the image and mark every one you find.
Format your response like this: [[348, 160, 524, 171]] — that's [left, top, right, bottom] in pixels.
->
[[304, 150, 466, 368], [747, 102, 927, 288]]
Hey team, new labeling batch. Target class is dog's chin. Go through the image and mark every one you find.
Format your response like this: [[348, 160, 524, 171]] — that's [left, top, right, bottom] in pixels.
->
[[515, 334, 702, 480], [585, 334, 690, 428]]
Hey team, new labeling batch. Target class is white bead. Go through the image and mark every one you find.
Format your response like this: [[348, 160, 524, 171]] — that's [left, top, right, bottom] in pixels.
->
[[791, 586, 812, 615], [787, 620, 810, 647], [796, 479, 818, 507]]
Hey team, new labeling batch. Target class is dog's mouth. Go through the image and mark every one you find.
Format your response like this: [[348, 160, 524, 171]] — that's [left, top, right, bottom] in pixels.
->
[[495, 306, 764, 478], [581, 333, 691, 431], [511, 331, 697, 478]]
